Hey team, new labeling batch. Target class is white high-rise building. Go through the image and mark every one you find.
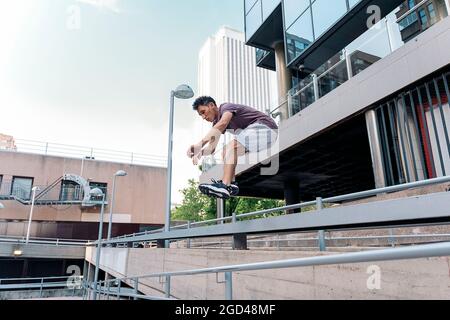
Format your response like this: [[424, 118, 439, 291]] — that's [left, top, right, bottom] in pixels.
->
[[198, 26, 275, 113]]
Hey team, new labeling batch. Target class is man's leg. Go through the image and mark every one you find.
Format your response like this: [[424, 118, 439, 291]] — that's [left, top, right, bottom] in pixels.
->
[[222, 139, 246, 185]]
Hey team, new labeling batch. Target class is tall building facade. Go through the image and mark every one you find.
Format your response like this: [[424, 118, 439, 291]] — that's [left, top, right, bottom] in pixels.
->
[[198, 26, 275, 113]]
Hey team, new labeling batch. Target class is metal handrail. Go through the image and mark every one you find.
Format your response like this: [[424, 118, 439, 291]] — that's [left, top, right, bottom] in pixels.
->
[[0, 236, 90, 246], [88, 241, 450, 300], [316, 58, 347, 81], [105, 175, 450, 244], [2, 139, 167, 167], [0, 275, 81, 282], [0, 235, 89, 242], [290, 80, 314, 99], [183, 233, 450, 248]]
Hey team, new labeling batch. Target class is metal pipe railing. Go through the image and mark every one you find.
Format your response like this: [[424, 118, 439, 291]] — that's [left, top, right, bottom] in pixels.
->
[[0, 236, 89, 246], [2, 139, 167, 167], [87, 241, 450, 300], [0, 275, 84, 299], [105, 175, 450, 244]]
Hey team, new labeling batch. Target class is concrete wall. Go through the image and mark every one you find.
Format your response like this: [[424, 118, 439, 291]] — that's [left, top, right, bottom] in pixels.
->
[[0, 151, 166, 225], [86, 247, 450, 300]]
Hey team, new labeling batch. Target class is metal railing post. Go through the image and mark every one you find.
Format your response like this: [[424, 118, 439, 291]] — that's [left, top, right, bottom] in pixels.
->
[[344, 49, 353, 78], [165, 276, 171, 299], [312, 74, 319, 101], [106, 281, 111, 300], [117, 280, 121, 300], [316, 197, 327, 252], [187, 221, 191, 249], [225, 272, 233, 300], [39, 278, 44, 298], [134, 277, 139, 300]]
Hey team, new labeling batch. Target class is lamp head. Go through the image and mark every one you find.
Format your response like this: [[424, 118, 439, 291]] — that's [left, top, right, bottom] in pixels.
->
[[0, 203, 4, 209], [89, 188, 104, 196], [173, 84, 194, 99], [115, 170, 127, 177]]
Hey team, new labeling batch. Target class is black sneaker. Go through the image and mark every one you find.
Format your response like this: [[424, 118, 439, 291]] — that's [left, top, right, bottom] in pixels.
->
[[211, 179, 239, 197], [199, 181, 230, 199]]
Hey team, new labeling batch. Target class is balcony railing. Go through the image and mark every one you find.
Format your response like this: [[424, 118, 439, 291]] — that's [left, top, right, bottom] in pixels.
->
[[0, 138, 167, 168], [268, 6, 448, 122]]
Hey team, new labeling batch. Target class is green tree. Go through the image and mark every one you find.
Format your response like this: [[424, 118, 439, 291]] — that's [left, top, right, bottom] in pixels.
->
[[172, 179, 216, 222], [172, 180, 285, 222]]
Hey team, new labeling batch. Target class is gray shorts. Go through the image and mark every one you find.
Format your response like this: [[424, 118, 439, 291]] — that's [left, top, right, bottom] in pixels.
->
[[235, 123, 278, 153]]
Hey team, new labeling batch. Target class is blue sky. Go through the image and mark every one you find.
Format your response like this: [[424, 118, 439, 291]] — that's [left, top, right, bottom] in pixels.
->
[[0, 0, 244, 202]]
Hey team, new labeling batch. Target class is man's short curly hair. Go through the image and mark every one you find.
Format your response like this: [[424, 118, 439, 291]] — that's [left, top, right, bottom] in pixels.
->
[[192, 96, 216, 110]]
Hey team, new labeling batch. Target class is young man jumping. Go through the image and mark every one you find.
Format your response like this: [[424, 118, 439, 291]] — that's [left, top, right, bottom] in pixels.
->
[[187, 96, 278, 199]]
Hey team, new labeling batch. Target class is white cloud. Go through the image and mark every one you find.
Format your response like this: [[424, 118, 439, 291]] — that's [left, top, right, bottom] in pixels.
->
[[76, 0, 121, 13]]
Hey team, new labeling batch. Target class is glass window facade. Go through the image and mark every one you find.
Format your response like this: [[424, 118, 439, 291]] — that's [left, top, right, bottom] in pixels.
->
[[245, 0, 282, 41], [283, 0, 363, 65], [245, 0, 263, 40]]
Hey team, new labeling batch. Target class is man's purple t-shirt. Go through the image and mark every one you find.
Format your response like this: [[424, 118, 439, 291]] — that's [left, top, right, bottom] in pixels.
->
[[213, 103, 278, 132]]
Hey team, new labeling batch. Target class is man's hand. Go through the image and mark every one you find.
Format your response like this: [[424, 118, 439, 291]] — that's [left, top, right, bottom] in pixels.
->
[[187, 143, 202, 158], [192, 152, 202, 165]]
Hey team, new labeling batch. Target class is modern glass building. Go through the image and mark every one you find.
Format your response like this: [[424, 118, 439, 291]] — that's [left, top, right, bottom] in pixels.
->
[[201, 0, 450, 206]]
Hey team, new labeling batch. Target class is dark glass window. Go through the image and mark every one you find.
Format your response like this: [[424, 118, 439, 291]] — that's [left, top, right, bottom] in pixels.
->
[[408, 0, 416, 9], [428, 3, 437, 23], [11, 177, 33, 200], [286, 9, 314, 64], [59, 180, 80, 201], [419, 8, 428, 26]]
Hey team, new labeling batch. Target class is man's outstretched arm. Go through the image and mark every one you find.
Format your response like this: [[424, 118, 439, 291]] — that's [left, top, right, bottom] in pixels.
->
[[187, 112, 233, 158]]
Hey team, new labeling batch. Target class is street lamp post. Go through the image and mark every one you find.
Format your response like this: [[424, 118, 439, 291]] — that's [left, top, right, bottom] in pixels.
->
[[25, 186, 40, 244], [163, 84, 194, 299], [107, 170, 127, 240], [90, 187, 106, 301], [165, 84, 194, 246]]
